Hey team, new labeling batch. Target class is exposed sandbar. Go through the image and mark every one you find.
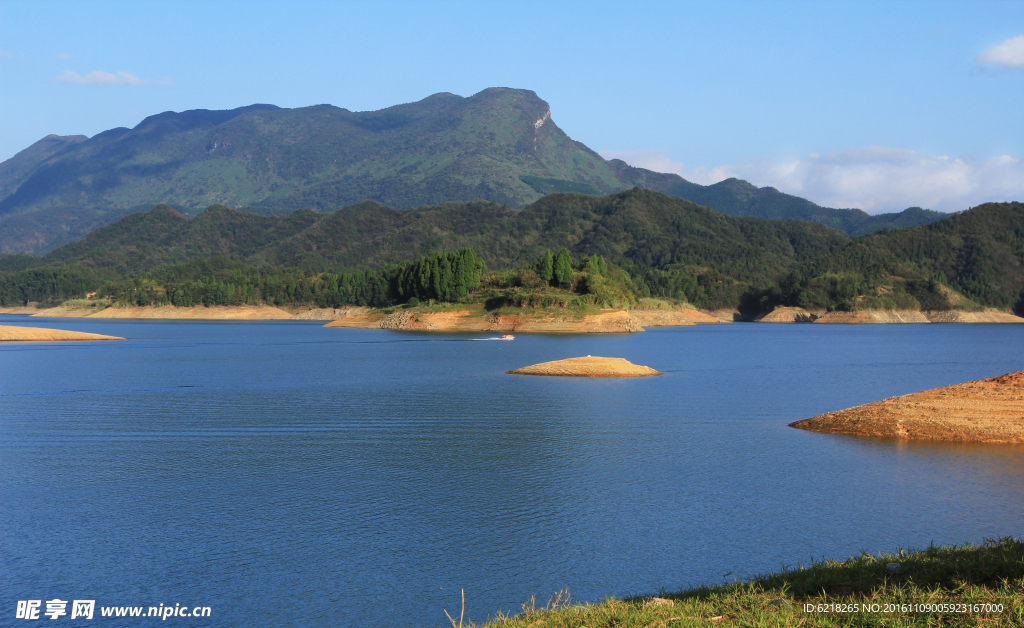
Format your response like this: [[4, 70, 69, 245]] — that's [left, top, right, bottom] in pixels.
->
[[0, 325, 124, 342], [790, 370, 1024, 444], [507, 356, 661, 377]]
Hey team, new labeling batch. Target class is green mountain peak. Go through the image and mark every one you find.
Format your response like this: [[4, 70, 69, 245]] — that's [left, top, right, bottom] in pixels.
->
[[0, 88, 948, 253]]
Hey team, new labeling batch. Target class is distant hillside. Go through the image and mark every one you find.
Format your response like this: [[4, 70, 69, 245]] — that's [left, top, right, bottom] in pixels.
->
[[651, 176, 947, 237], [11, 188, 850, 277], [0, 89, 947, 253], [806, 201, 1024, 310], [2, 192, 1020, 313]]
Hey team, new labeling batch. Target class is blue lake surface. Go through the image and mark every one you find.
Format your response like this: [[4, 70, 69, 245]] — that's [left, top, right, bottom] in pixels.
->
[[2, 315, 1024, 627]]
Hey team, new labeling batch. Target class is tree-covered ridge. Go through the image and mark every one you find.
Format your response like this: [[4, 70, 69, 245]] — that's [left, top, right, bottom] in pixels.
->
[[1, 189, 852, 277], [0, 90, 947, 255], [806, 202, 1024, 309], [648, 176, 949, 237], [1, 193, 1021, 314]]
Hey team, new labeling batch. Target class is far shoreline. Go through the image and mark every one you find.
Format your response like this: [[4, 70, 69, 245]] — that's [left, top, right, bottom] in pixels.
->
[[2, 303, 1022, 327]]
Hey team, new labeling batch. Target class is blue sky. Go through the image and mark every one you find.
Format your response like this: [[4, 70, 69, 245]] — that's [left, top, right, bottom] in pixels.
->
[[1, 0, 1021, 213]]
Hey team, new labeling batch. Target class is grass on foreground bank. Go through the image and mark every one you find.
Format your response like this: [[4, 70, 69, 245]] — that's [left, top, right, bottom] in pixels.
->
[[458, 538, 1023, 627]]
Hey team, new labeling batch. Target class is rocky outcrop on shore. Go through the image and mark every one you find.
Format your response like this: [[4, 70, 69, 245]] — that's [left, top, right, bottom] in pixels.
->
[[754, 307, 818, 323], [0, 325, 124, 342], [790, 370, 1024, 444], [326, 308, 645, 333], [507, 356, 662, 377]]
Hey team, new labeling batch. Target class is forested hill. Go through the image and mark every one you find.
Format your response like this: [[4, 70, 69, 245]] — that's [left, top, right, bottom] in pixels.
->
[[0, 88, 945, 253], [1, 192, 1021, 313], [7, 189, 851, 277], [804, 201, 1024, 311], [643, 175, 948, 237]]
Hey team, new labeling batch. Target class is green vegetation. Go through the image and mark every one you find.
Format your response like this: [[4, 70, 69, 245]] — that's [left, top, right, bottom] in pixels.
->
[[0, 264, 113, 307], [0, 89, 945, 255], [143, 250, 619, 312], [1, 192, 1021, 314], [467, 538, 1023, 627]]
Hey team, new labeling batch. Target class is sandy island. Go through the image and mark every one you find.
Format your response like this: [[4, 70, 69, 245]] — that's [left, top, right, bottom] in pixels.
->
[[790, 370, 1024, 444], [0, 325, 124, 342], [507, 356, 662, 377]]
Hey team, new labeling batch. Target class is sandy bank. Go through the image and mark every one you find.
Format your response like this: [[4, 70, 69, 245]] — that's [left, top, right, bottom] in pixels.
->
[[326, 307, 645, 333], [790, 370, 1024, 444], [0, 324, 124, 342], [508, 356, 662, 377], [628, 309, 713, 326], [14, 304, 370, 321], [813, 309, 931, 324], [755, 307, 1024, 324], [38, 304, 295, 320], [925, 310, 1024, 323], [809, 309, 1024, 324], [290, 307, 370, 320], [0, 306, 40, 315]]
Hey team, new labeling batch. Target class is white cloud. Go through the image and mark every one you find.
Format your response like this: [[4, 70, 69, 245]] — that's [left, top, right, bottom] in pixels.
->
[[600, 147, 1024, 213], [57, 69, 143, 86], [57, 53, 72, 60], [976, 35, 1024, 69]]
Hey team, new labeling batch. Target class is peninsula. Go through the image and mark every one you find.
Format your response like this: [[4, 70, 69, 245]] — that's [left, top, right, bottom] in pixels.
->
[[508, 356, 661, 377], [790, 370, 1024, 444], [0, 324, 124, 342]]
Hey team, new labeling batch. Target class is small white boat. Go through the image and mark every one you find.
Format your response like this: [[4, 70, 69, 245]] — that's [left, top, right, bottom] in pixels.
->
[[501, 334, 515, 340]]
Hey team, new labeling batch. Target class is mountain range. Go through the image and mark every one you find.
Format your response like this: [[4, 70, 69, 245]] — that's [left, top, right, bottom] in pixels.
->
[[0, 88, 946, 254]]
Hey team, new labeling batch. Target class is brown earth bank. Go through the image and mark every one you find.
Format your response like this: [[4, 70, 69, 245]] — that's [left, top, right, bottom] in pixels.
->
[[628, 308, 716, 326], [790, 370, 1024, 444], [507, 356, 662, 377], [325, 306, 645, 333], [705, 308, 747, 322], [753, 307, 1024, 324], [0, 324, 124, 342], [0, 304, 370, 321], [925, 310, 1024, 323]]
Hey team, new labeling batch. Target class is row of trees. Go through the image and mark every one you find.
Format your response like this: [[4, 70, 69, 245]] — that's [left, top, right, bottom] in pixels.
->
[[0, 266, 109, 307], [92, 249, 487, 309]]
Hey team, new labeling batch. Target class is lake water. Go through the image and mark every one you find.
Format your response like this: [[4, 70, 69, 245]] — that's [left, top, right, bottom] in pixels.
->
[[2, 315, 1023, 627]]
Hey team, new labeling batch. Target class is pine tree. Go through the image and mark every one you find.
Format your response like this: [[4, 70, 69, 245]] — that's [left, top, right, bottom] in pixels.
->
[[554, 248, 572, 287], [539, 249, 554, 283]]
